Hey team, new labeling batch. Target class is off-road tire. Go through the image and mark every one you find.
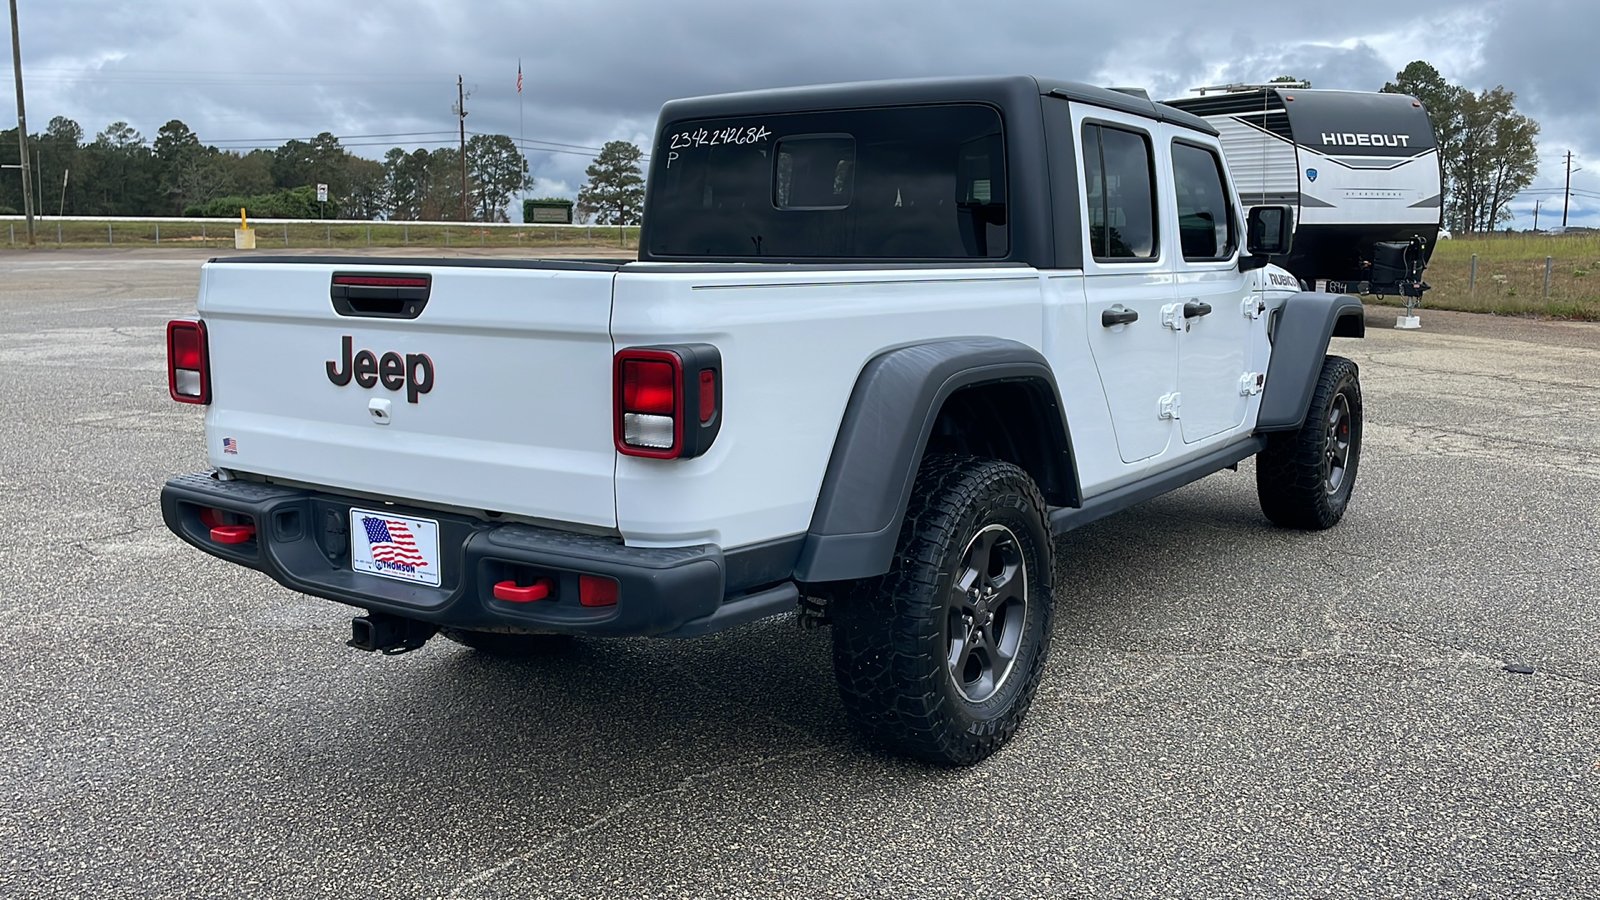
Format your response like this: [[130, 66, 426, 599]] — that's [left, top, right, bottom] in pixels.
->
[[438, 628, 575, 657], [831, 455, 1054, 766], [1257, 355, 1362, 529]]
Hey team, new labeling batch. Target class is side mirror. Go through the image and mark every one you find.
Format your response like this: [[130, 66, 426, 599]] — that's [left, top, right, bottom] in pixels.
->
[[1247, 205, 1294, 256]]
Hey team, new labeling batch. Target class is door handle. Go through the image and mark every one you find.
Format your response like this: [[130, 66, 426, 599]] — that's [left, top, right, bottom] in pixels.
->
[[1101, 306, 1139, 327], [1183, 300, 1213, 319]]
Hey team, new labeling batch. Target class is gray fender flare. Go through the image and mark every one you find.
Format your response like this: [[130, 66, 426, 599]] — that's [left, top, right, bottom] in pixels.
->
[[1256, 293, 1365, 432], [792, 338, 1076, 583]]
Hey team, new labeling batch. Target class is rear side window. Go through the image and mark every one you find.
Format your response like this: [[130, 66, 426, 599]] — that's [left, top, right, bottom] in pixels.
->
[[649, 104, 1007, 259], [1171, 141, 1237, 261], [1081, 123, 1158, 261]]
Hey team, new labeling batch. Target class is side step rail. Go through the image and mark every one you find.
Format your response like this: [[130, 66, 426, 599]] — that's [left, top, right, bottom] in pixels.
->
[[1049, 436, 1266, 535]]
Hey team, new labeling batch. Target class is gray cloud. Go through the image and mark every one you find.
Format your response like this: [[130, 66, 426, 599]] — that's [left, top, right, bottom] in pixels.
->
[[6, 0, 1595, 225], [1468, 0, 1598, 225]]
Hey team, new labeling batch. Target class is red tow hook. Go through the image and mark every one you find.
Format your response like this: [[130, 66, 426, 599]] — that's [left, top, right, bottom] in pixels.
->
[[210, 524, 257, 544], [494, 579, 554, 603]]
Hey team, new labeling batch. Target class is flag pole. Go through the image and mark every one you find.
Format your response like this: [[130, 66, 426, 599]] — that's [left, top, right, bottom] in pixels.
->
[[517, 59, 525, 220]]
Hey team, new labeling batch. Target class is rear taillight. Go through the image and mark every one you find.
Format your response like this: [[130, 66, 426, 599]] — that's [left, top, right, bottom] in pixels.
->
[[614, 345, 722, 459], [167, 319, 210, 404], [616, 350, 682, 457]]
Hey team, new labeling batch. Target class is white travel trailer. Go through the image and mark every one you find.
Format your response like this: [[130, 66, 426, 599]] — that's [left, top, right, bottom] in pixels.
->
[[1166, 85, 1442, 298]]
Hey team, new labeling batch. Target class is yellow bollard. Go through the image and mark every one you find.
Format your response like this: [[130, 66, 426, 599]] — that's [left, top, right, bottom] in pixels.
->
[[234, 206, 256, 250]]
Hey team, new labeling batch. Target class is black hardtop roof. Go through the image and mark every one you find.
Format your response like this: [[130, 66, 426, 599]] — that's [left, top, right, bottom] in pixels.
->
[[656, 75, 1218, 136]]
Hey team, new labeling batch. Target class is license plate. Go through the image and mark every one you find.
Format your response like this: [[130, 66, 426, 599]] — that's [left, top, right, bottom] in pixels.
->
[[349, 508, 442, 587]]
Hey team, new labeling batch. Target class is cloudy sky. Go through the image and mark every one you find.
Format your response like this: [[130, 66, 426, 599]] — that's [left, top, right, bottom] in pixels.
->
[[6, 0, 1596, 226]]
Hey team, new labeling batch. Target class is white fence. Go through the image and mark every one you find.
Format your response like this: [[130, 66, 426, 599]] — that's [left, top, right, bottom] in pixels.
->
[[0, 215, 604, 226], [1, 215, 637, 249]]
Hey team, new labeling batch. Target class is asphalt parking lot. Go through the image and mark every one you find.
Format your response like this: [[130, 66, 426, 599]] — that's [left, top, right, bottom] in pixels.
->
[[2, 248, 1597, 899]]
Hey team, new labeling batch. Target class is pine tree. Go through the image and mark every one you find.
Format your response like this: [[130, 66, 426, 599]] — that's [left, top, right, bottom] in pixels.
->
[[575, 141, 645, 225]]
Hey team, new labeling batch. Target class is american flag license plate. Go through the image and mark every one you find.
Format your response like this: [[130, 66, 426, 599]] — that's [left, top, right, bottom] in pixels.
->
[[349, 509, 442, 587]]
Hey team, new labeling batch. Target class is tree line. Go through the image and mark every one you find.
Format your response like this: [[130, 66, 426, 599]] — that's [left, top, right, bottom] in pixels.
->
[[0, 61, 1536, 233], [1381, 61, 1539, 234], [0, 118, 534, 221]]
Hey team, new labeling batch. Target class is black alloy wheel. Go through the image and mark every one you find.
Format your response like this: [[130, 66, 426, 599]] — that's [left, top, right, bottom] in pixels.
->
[[1324, 392, 1352, 494], [947, 524, 1028, 704]]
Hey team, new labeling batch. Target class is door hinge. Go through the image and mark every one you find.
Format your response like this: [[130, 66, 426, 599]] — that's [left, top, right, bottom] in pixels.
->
[[1159, 392, 1182, 419], [1161, 303, 1185, 331], [1239, 372, 1265, 396], [1242, 296, 1266, 319]]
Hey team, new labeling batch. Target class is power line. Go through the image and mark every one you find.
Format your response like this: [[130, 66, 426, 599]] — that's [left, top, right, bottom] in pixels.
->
[[10, 67, 446, 85], [472, 129, 647, 154], [489, 133, 612, 153], [484, 132, 651, 163], [207, 130, 458, 145], [319, 139, 464, 150], [1517, 187, 1600, 198]]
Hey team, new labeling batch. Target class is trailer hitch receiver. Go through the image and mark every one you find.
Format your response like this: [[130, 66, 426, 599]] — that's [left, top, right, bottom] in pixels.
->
[[348, 613, 437, 655]]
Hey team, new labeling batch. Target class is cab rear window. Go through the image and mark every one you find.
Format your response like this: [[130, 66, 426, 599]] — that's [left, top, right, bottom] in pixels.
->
[[648, 104, 1007, 259]]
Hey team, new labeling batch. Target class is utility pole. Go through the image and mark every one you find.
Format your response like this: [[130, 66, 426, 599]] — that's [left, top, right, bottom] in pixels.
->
[[8, 0, 35, 246], [1568, 149, 1580, 227], [456, 75, 468, 223], [1533, 199, 1540, 232]]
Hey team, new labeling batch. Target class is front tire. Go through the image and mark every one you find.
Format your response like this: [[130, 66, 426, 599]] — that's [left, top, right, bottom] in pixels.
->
[[1257, 355, 1363, 529], [831, 456, 1054, 766]]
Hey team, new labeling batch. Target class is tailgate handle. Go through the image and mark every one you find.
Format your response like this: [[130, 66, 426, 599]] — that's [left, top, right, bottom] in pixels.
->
[[331, 273, 432, 319]]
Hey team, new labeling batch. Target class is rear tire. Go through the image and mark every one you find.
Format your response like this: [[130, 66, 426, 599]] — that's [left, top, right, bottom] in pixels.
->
[[1257, 355, 1362, 529], [831, 456, 1054, 766], [439, 628, 575, 657]]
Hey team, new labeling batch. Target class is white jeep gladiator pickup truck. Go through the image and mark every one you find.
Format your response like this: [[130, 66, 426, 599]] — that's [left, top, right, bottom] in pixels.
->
[[162, 76, 1366, 765]]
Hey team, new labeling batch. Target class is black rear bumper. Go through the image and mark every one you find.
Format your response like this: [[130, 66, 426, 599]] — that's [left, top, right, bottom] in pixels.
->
[[160, 472, 798, 638]]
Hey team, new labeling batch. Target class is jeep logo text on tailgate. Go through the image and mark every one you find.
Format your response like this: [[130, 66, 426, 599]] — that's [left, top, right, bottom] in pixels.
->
[[326, 336, 434, 403]]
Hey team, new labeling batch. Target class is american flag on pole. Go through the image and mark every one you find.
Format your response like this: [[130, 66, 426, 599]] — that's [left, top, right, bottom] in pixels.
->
[[516, 61, 523, 94], [362, 516, 428, 569]]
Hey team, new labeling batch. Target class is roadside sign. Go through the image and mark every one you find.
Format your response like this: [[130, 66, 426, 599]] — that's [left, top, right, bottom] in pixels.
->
[[316, 183, 328, 203]]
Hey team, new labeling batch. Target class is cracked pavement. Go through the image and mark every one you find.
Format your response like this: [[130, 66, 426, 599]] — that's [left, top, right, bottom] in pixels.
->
[[1, 249, 1597, 898]]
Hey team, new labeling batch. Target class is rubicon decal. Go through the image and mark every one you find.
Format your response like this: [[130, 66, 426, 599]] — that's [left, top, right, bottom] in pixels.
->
[[326, 336, 434, 403]]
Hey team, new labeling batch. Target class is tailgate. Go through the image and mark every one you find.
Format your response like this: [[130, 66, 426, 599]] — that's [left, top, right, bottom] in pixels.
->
[[198, 259, 619, 529]]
